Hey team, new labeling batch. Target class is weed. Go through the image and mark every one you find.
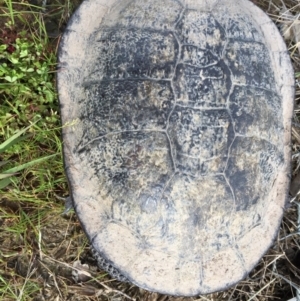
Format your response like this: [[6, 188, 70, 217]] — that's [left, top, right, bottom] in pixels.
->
[[0, 26, 57, 135]]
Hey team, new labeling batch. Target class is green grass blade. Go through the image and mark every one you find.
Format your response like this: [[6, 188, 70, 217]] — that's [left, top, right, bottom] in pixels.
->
[[0, 173, 16, 180], [0, 161, 10, 168], [4, 0, 14, 25], [0, 127, 33, 154], [3, 154, 57, 175]]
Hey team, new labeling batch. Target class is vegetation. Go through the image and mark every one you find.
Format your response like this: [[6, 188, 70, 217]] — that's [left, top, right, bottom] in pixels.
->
[[0, 0, 299, 300]]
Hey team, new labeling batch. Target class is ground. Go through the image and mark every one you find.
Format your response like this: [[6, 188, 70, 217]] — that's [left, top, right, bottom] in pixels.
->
[[0, 0, 300, 300]]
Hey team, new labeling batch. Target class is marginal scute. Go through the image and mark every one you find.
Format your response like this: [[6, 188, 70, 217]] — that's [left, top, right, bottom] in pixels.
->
[[226, 137, 283, 212], [93, 222, 141, 274], [58, 0, 294, 296], [201, 247, 247, 293]]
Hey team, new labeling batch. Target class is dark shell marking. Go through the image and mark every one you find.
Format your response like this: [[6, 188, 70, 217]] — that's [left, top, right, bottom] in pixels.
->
[[58, 0, 294, 296]]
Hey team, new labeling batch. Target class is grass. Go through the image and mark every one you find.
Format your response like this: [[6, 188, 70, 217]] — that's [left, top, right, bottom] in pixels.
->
[[0, 0, 300, 300]]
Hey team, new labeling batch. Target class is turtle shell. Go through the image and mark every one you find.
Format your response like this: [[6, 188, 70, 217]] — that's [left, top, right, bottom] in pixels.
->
[[57, 0, 294, 296]]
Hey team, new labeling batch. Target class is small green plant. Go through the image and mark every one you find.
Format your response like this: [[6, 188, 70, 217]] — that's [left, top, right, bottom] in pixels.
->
[[0, 24, 57, 135], [1, 38, 54, 100]]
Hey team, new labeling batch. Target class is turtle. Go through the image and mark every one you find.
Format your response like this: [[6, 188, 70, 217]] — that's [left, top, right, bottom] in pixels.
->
[[57, 0, 294, 296]]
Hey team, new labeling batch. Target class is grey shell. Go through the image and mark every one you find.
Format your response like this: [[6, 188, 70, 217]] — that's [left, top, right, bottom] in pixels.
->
[[57, 0, 294, 296]]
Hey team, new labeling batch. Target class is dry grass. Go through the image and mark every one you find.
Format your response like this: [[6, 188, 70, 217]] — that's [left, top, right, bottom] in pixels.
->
[[1, 0, 300, 300]]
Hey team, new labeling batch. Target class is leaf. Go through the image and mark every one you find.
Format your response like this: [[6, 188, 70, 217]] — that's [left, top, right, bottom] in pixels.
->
[[20, 49, 28, 58], [4, 76, 17, 83], [0, 178, 12, 190], [0, 44, 7, 51], [9, 57, 19, 64]]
